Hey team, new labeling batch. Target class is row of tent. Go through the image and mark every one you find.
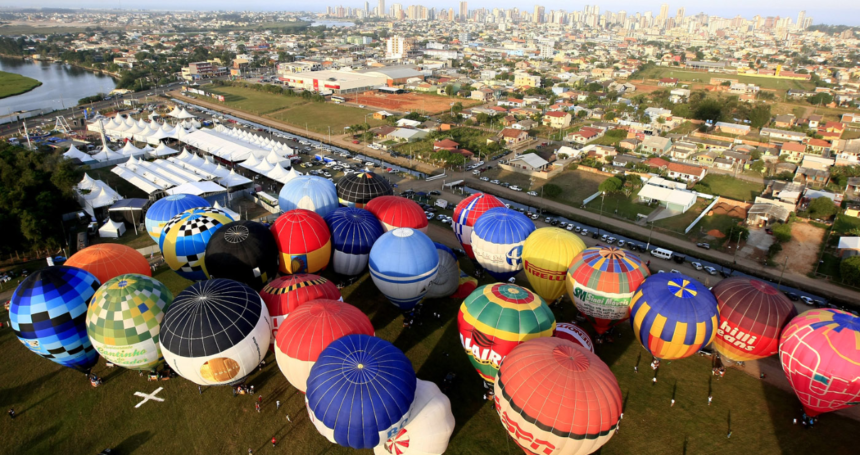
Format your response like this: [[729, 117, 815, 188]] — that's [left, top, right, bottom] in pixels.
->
[[111, 152, 252, 195], [179, 125, 294, 163], [88, 115, 201, 145], [75, 173, 122, 216]]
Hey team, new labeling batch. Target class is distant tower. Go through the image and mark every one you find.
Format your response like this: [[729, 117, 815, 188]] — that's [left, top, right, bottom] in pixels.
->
[[797, 11, 806, 30], [378, 0, 385, 17], [459, 1, 468, 22], [676, 7, 685, 21]]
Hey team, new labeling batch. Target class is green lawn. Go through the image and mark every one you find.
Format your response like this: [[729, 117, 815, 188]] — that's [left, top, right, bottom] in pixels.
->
[[653, 199, 711, 233], [636, 66, 814, 92], [834, 214, 860, 235], [207, 86, 307, 115], [541, 169, 607, 205], [586, 191, 656, 222], [693, 174, 764, 202], [0, 71, 42, 99]]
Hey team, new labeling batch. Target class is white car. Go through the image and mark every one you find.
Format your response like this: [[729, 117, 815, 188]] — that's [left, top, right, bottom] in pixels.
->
[[691, 262, 703, 270], [800, 296, 815, 306], [365, 161, 375, 167], [530, 214, 539, 220], [509, 185, 522, 191], [580, 229, 588, 236], [566, 224, 574, 231], [480, 176, 489, 182], [703, 266, 718, 275], [527, 191, 538, 196]]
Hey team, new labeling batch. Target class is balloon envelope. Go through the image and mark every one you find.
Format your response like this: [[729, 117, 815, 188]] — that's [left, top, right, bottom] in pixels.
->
[[10, 266, 101, 372], [779, 309, 860, 417], [336, 171, 393, 208], [494, 338, 622, 455], [452, 193, 504, 259], [274, 299, 374, 392], [369, 228, 439, 311], [204, 220, 279, 290], [366, 196, 428, 233], [159, 207, 234, 280], [144, 193, 210, 242], [712, 277, 797, 361], [65, 243, 152, 285], [270, 209, 332, 274], [553, 322, 595, 353], [629, 273, 719, 360], [87, 274, 173, 371], [160, 279, 271, 386], [278, 175, 339, 218], [306, 335, 416, 449], [259, 274, 342, 347], [458, 283, 556, 383], [374, 379, 455, 455], [324, 207, 384, 276], [425, 243, 461, 299], [471, 207, 535, 281], [567, 247, 650, 334], [523, 227, 586, 302]]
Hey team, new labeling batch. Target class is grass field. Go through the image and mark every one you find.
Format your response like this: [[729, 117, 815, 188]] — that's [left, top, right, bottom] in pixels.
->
[[634, 66, 814, 92], [2, 250, 860, 454], [0, 71, 42, 99], [206, 86, 307, 115], [653, 200, 711, 232], [586, 191, 657, 222], [694, 174, 764, 202], [541, 169, 607, 205], [0, 24, 122, 35]]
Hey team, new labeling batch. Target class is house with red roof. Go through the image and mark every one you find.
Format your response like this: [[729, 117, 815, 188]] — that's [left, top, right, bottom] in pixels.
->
[[667, 162, 707, 182], [434, 139, 459, 151], [499, 128, 529, 145], [541, 110, 572, 129], [658, 78, 679, 87]]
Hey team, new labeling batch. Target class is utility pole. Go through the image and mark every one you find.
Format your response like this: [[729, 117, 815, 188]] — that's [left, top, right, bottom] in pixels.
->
[[815, 212, 838, 275], [776, 256, 789, 291], [646, 221, 655, 250], [597, 192, 606, 235]]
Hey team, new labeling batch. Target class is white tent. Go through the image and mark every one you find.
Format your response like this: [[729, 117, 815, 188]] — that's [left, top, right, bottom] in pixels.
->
[[63, 145, 94, 162], [91, 146, 124, 162], [77, 173, 99, 192], [284, 167, 302, 184], [79, 186, 121, 216], [213, 200, 240, 220], [176, 108, 196, 119], [120, 141, 146, 157], [111, 165, 163, 195], [166, 181, 226, 196], [218, 169, 252, 188], [98, 219, 126, 238], [239, 153, 261, 170], [267, 163, 291, 184], [167, 105, 183, 118], [152, 143, 181, 157]]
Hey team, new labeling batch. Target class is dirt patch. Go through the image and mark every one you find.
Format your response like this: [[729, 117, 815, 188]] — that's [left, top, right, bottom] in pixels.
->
[[345, 91, 476, 115], [708, 202, 748, 219], [773, 223, 824, 275], [707, 229, 726, 238]]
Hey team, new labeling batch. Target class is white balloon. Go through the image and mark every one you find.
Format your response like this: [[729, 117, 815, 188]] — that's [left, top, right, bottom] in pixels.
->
[[374, 379, 456, 455]]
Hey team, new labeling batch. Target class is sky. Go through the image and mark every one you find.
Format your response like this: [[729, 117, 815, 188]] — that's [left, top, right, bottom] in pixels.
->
[[2, 1, 859, 26]]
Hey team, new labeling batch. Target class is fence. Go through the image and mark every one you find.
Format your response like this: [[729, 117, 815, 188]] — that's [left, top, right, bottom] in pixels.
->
[[685, 196, 721, 234]]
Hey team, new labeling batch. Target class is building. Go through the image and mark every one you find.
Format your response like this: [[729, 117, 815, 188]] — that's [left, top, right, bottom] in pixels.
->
[[277, 61, 322, 74], [514, 74, 541, 88], [637, 183, 697, 213], [658, 77, 679, 87], [779, 142, 807, 163], [541, 111, 571, 129], [760, 128, 807, 142], [386, 36, 412, 59], [182, 61, 226, 80], [715, 122, 751, 136], [499, 128, 529, 145], [667, 162, 707, 182], [508, 153, 550, 172], [640, 136, 673, 155], [279, 70, 387, 94]]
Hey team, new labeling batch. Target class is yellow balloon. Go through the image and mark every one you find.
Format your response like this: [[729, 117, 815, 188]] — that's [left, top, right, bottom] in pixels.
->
[[522, 227, 586, 302]]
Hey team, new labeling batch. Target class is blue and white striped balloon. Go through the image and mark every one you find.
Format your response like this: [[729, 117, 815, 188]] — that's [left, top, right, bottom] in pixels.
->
[[278, 175, 338, 218], [369, 228, 438, 311], [324, 207, 384, 276], [470, 207, 536, 281]]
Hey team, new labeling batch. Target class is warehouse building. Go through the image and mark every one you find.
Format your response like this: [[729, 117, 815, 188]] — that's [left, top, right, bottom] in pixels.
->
[[278, 70, 387, 94]]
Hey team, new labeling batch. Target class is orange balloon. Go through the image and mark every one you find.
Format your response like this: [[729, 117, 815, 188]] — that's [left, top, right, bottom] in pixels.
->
[[66, 244, 151, 284]]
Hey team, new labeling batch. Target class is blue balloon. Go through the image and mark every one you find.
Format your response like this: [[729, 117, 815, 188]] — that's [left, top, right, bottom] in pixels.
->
[[470, 207, 536, 281], [10, 266, 101, 372], [369, 228, 439, 311], [278, 175, 338, 218], [324, 207, 384, 276], [306, 334, 417, 449], [144, 194, 210, 243]]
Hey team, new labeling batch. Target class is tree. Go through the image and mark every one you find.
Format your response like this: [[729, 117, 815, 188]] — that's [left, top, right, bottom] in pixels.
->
[[808, 92, 833, 105], [840, 256, 860, 283], [598, 177, 623, 193], [444, 85, 454, 96], [543, 184, 562, 198], [771, 223, 793, 243], [808, 197, 839, 220], [694, 99, 724, 124], [749, 104, 772, 130], [721, 224, 750, 241], [750, 160, 765, 173]]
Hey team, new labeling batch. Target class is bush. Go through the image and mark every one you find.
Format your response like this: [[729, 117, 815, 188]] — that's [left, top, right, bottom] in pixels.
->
[[767, 243, 783, 258], [543, 184, 563, 198], [839, 256, 860, 284], [771, 223, 793, 243], [808, 197, 839, 220]]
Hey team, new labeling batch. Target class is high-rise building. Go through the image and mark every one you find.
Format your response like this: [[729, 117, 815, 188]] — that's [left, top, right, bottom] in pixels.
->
[[386, 35, 411, 59], [676, 7, 685, 21], [533, 5, 544, 23], [378, 0, 385, 17], [660, 3, 669, 20], [797, 11, 806, 29], [459, 1, 468, 22]]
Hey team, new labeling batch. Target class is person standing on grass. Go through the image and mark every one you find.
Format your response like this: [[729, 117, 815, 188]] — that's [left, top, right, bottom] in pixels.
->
[[258, 395, 262, 404], [8, 408, 15, 419], [727, 431, 732, 439], [634, 365, 638, 373], [255, 402, 261, 413], [286, 414, 291, 423], [198, 386, 202, 394], [671, 399, 675, 407], [272, 437, 277, 447], [276, 400, 281, 410], [652, 377, 657, 385], [708, 395, 713, 406]]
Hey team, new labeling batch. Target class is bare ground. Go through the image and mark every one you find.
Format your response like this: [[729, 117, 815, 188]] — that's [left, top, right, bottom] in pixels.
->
[[773, 223, 824, 275]]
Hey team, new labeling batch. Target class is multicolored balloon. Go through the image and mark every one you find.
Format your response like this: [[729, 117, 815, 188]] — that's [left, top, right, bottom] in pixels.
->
[[366, 196, 428, 233], [204, 220, 279, 291], [425, 243, 461, 299], [522, 227, 586, 303], [86, 274, 173, 371], [470, 207, 535, 281], [712, 277, 797, 362], [369, 228, 439, 311], [324, 207, 384, 276], [144, 193, 210, 242], [452, 193, 504, 259], [554, 322, 595, 353], [259, 274, 342, 347], [629, 273, 719, 360], [336, 171, 394, 208], [10, 266, 101, 372], [278, 175, 339, 218], [306, 334, 416, 449], [270, 209, 332, 275], [274, 299, 374, 392], [159, 207, 234, 280], [65, 243, 152, 285], [494, 338, 622, 455], [779, 309, 860, 417], [374, 380, 455, 455], [567, 247, 650, 334], [458, 283, 555, 384]]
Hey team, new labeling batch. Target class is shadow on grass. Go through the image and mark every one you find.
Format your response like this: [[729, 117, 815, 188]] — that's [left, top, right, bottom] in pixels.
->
[[114, 431, 152, 453], [15, 391, 57, 418], [0, 369, 61, 409], [15, 423, 61, 455]]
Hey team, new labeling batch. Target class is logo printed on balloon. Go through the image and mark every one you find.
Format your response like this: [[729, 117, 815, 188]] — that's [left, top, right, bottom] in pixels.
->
[[716, 320, 759, 352], [200, 357, 242, 382], [505, 245, 524, 267], [460, 332, 503, 366], [498, 408, 557, 455], [524, 260, 565, 281]]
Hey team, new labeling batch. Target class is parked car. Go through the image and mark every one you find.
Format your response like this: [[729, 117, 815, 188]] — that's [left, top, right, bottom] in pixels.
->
[[566, 224, 574, 231], [606, 237, 616, 244], [509, 185, 522, 191], [703, 266, 718, 275], [527, 191, 538, 196], [800, 296, 814, 306], [436, 214, 447, 221], [784, 292, 800, 301], [616, 240, 626, 248], [425, 213, 434, 220], [500, 182, 511, 188], [691, 262, 703, 270], [480, 176, 489, 181], [574, 226, 581, 233], [550, 219, 559, 226], [429, 190, 441, 196], [600, 234, 608, 242], [580, 229, 588, 236], [697, 243, 711, 249], [530, 214, 539, 220], [490, 179, 500, 185]]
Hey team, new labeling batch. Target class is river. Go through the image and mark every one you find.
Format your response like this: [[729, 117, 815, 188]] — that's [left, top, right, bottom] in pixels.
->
[[0, 56, 116, 114]]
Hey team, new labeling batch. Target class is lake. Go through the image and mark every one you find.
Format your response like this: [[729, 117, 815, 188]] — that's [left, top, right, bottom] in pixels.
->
[[0, 56, 116, 114]]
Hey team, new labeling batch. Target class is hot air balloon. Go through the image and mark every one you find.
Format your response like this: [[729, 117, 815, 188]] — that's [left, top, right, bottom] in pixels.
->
[[278, 175, 339, 218], [451, 270, 479, 299], [159, 207, 234, 281], [144, 193, 210, 242], [336, 171, 394, 208], [204, 220, 279, 291], [566, 247, 651, 334], [458, 283, 555, 384], [306, 334, 416, 450], [374, 379, 455, 455], [260, 274, 342, 347], [425, 243, 461, 299], [86, 274, 173, 371], [779, 309, 860, 416], [452, 193, 505, 259], [470, 208, 535, 281], [9, 266, 101, 372], [275, 299, 374, 392], [522, 227, 586, 303], [629, 273, 719, 360], [324, 207, 384, 276], [712, 277, 797, 362], [494, 338, 622, 455], [366, 196, 428, 233], [369, 228, 439, 311], [160, 279, 271, 386], [65, 243, 152, 284], [554, 322, 595, 353], [270, 209, 332, 275]]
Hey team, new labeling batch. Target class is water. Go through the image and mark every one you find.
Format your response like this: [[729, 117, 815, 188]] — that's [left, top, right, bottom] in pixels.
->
[[305, 18, 355, 28], [0, 56, 116, 113]]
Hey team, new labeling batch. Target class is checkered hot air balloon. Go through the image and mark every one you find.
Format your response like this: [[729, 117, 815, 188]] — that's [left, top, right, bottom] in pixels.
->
[[457, 283, 555, 384], [259, 274, 342, 349], [452, 193, 504, 259], [144, 193, 210, 243], [779, 309, 860, 417], [158, 207, 234, 281], [629, 273, 719, 360], [10, 266, 101, 372], [86, 274, 173, 371], [270, 209, 332, 275], [470, 208, 535, 282], [566, 246, 651, 334]]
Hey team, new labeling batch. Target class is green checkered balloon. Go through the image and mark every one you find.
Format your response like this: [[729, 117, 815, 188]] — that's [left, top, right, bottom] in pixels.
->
[[86, 274, 174, 371]]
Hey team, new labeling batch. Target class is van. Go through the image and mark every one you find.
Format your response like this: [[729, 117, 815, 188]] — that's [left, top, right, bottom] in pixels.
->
[[671, 253, 686, 264], [650, 248, 673, 260]]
